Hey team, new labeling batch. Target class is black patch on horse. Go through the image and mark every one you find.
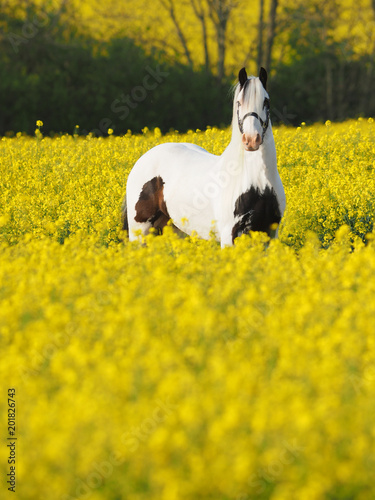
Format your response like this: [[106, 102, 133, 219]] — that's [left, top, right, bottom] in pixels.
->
[[232, 185, 281, 242]]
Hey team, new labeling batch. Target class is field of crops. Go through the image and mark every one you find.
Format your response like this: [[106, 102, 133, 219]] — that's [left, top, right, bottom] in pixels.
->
[[1, 120, 375, 499]]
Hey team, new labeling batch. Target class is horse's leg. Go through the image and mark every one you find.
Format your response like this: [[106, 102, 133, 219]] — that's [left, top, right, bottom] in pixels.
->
[[128, 220, 153, 240], [121, 197, 128, 232], [269, 228, 277, 239], [121, 196, 152, 239], [220, 224, 235, 248]]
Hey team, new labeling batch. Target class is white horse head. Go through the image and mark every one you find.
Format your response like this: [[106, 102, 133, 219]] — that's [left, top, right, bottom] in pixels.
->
[[234, 67, 270, 152]]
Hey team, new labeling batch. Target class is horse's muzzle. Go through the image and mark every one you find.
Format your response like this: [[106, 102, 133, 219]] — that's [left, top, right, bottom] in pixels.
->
[[242, 133, 261, 151]]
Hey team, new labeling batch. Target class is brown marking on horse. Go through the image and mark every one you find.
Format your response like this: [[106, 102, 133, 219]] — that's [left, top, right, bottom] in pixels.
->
[[134, 176, 170, 231]]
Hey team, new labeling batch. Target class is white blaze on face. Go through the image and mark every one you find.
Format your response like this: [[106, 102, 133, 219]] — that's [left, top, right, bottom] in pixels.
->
[[238, 78, 268, 152]]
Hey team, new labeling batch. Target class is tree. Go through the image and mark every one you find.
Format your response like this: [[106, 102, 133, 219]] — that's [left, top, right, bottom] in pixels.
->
[[158, 0, 237, 80], [206, 0, 236, 80], [257, 0, 264, 69], [159, 0, 193, 66], [256, 0, 278, 72], [191, 0, 210, 71], [264, 0, 278, 71]]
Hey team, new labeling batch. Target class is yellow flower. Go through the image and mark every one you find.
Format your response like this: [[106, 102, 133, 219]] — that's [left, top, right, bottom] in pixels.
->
[[0, 214, 10, 226], [1, 119, 375, 499], [36, 120, 43, 127]]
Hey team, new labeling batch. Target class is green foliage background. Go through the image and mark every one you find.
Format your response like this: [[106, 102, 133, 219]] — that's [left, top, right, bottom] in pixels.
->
[[1, 0, 375, 135]]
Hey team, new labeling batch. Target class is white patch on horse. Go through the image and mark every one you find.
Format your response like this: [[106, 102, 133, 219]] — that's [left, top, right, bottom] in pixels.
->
[[122, 67, 286, 247]]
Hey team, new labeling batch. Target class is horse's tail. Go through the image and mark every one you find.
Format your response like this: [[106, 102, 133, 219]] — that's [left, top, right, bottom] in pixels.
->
[[121, 196, 129, 233]]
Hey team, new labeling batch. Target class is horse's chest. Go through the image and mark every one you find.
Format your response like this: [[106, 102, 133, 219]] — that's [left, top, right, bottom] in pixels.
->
[[231, 184, 281, 241]]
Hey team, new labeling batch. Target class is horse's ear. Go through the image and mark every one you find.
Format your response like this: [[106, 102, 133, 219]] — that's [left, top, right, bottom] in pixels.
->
[[259, 67, 267, 90], [239, 67, 248, 88]]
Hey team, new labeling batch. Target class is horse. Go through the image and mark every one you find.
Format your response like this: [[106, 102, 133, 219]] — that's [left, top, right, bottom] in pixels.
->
[[122, 67, 286, 248]]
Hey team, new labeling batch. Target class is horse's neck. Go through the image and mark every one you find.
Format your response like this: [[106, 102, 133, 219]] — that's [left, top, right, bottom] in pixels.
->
[[222, 126, 278, 188], [216, 125, 284, 230], [254, 130, 278, 183]]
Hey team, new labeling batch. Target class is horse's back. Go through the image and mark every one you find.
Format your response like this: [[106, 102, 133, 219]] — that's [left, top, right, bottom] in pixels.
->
[[134, 142, 215, 170], [125, 142, 220, 239]]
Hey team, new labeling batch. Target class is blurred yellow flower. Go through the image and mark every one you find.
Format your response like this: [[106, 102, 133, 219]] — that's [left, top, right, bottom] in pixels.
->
[[1, 120, 375, 499]]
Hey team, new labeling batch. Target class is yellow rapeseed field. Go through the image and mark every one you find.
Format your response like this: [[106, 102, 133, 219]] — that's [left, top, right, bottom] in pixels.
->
[[1, 120, 375, 500]]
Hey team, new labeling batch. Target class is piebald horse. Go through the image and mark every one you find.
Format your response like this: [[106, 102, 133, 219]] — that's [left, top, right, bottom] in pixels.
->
[[122, 67, 286, 247]]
